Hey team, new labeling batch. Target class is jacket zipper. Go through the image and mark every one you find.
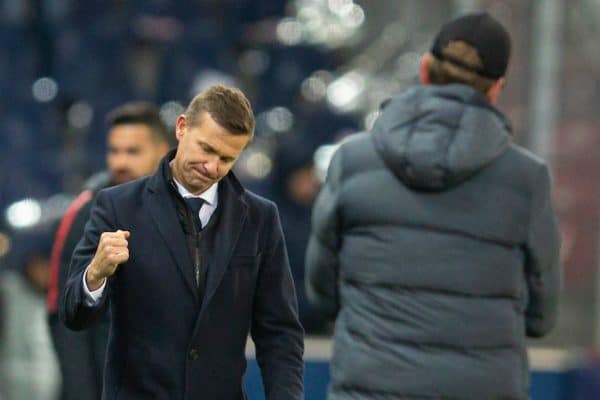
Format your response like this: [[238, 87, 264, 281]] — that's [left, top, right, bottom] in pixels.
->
[[194, 232, 200, 287]]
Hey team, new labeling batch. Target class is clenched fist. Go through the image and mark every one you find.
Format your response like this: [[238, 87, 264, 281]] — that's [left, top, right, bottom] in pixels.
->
[[86, 230, 130, 290]]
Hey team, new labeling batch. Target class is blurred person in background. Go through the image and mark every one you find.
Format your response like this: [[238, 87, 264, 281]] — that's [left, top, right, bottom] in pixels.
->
[[306, 13, 561, 400], [0, 230, 60, 400], [60, 85, 304, 400], [47, 102, 171, 400], [271, 136, 329, 334]]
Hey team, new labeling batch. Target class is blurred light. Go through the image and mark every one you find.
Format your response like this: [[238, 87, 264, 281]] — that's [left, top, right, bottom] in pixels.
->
[[276, 18, 304, 46], [313, 144, 341, 182], [290, 1, 363, 49], [288, 0, 365, 49], [67, 101, 94, 129], [326, 71, 365, 112], [266, 107, 294, 133], [190, 69, 237, 97], [324, 24, 348, 46], [309, 24, 331, 45], [32, 77, 58, 102], [6, 199, 42, 229], [328, 0, 354, 16], [297, 6, 325, 43], [255, 113, 272, 137], [298, 5, 323, 26], [364, 110, 381, 131], [0, 232, 11, 258], [301, 76, 328, 102], [245, 151, 273, 179], [238, 49, 270, 77], [314, 70, 335, 81], [160, 101, 185, 128], [341, 4, 365, 28]]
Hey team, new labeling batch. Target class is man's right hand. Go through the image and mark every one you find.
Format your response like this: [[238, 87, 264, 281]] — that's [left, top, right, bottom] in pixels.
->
[[86, 230, 130, 291]]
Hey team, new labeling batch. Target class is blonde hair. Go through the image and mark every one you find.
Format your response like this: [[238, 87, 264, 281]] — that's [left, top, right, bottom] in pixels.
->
[[186, 85, 255, 138]]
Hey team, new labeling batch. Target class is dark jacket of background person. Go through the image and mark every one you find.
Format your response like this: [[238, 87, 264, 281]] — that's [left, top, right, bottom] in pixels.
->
[[47, 172, 110, 400], [305, 84, 561, 400], [59, 153, 304, 400], [271, 137, 329, 334]]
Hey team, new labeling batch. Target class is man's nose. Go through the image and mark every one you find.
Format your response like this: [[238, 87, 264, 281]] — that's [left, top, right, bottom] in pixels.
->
[[113, 153, 130, 168], [204, 158, 219, 178]]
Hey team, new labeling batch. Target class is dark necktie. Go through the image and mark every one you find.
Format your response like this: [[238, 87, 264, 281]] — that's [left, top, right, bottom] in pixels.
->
[[185, 197, 205, 232]]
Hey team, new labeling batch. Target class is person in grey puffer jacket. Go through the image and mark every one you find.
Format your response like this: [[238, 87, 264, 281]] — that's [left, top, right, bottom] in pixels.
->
[[306, 13, 561, 400]]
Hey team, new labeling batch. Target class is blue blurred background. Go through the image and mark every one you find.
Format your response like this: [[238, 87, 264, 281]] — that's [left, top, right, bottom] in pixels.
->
[[1, 0, 600, 399]]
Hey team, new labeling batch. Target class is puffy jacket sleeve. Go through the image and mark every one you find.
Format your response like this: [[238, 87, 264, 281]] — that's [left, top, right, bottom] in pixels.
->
[[305, 148, 344, 319], [524, 164, 562, 337]]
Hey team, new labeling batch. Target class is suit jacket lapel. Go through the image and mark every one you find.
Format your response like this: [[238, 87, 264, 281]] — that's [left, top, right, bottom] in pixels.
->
[[144, 176, 198, 302], [199, 175, 247, 317]]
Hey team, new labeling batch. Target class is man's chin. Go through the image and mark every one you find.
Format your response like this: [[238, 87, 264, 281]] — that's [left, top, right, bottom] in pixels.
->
[[191, 181, 210, 192], [112, 175, 135, 185], [185, 176, 213, 193]]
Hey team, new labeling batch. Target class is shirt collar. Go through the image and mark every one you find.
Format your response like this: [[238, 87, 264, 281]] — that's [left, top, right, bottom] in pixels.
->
[[172, 177, 218, 205]]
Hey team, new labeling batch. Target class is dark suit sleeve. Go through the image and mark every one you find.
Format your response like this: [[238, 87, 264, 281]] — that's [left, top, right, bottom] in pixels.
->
[[59, 189, 116, 331], [250, 204, 304, 400], [305, 148, 343, 319], [57, 200, 93, 312], [524, 165, 562, 337]]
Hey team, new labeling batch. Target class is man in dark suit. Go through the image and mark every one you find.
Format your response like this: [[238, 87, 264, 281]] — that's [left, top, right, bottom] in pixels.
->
[[60, 85, 304, 400], [48, 102, 171, 400]]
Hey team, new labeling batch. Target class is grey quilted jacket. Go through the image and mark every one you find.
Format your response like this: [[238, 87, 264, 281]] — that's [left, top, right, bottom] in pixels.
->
[[305, 84, 561, 400]]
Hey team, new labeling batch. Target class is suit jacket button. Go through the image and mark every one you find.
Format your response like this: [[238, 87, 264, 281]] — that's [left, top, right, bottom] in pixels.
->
[[188, 349, 199, 361]]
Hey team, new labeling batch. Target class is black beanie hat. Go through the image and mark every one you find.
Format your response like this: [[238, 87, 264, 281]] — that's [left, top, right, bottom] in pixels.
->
[[431, 12, 511, 79]]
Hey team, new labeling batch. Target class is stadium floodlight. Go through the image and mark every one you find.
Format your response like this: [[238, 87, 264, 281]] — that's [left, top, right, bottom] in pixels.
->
[[5, 198, 42, 230]]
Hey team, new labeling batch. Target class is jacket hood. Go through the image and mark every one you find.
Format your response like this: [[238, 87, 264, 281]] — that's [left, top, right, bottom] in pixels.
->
[[371, 84, 511, 191]]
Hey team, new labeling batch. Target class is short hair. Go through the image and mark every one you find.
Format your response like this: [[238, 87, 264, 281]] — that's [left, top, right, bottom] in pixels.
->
[[106, 102, 172, 145], [185, 85, 255, 139], [427, 41, 497, 94]]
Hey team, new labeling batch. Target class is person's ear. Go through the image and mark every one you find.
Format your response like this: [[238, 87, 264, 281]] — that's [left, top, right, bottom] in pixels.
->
[[486, 77, 505, 104], [175, 115, 187, 142], [419, 52, 433, 85]]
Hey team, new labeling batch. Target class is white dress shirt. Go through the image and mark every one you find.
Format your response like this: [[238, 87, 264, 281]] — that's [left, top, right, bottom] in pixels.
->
[[172, 177, 219, 228], [83, 177, 219, 303]]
